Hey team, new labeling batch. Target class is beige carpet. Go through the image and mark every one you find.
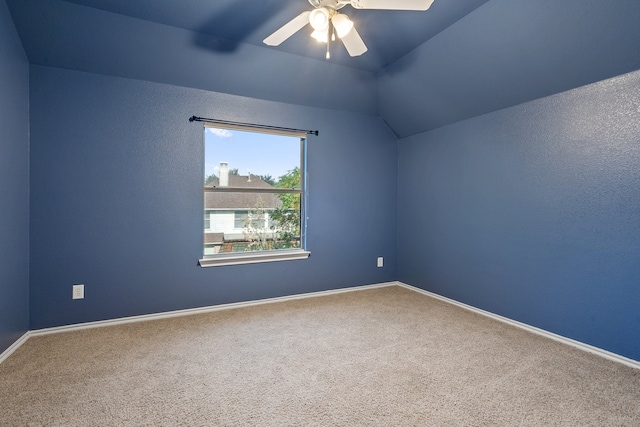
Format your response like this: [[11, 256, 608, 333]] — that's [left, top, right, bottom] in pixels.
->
[[1, 285, 639, 426]]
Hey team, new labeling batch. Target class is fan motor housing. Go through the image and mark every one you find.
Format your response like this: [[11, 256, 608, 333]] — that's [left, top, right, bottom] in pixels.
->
[[308, 0, 345, 10]]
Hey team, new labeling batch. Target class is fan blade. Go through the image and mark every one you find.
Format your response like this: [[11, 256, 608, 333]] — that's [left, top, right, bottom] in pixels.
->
[[263, 11, 311, 46], [350, 0, 434, 10], [341, 25, 367, 57]]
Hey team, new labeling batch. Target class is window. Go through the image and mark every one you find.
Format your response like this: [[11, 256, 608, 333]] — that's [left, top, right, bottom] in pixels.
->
[[204, 212, 210, 230], [233, 211, 249, 229], [199, 123, 310, 267]]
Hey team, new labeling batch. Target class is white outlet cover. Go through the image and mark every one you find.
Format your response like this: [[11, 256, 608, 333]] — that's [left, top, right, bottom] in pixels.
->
[[72, 284, 84, 299], [377, 257, 383, 267]]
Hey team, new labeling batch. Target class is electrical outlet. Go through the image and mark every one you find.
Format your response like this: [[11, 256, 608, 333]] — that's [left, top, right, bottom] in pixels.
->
[[72, 284, 84, 300], [377, 257, 383, 268]]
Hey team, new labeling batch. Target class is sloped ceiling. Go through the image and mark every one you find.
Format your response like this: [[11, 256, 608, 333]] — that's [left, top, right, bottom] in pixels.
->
[[7, 0, 640, 137], [379, 0, 640, 137]]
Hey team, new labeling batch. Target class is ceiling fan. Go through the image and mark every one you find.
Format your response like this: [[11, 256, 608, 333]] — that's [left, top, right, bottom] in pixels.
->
[[263, 0, 434, 59]]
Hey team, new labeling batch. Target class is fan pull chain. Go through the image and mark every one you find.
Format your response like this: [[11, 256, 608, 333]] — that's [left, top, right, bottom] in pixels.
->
[[326, 22, 335, 59]]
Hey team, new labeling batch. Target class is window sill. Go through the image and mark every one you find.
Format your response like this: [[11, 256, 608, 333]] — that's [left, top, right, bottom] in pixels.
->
[[199, 250, 310, 267]]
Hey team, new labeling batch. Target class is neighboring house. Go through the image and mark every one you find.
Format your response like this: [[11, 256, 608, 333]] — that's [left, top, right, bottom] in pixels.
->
[[204, 162, 281, 254]]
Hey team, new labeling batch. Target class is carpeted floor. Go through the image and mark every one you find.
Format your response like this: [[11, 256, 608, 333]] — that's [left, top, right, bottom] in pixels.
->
[[1, 285, 639, 426]]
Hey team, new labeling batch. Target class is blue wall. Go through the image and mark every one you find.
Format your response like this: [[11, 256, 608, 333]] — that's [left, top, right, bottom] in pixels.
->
[[29, 65, 398, 329], [0, 0, 29, 353], [398, 70, 640, 360]]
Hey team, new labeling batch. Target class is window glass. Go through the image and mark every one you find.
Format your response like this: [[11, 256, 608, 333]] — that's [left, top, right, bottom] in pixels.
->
[[203, 125, 306, 257]]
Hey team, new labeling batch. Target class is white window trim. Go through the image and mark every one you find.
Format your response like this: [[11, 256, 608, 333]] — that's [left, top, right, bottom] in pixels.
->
[[199, 250, 310, 267]]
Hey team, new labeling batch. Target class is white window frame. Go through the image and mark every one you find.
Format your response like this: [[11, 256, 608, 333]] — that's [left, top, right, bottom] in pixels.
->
[[199, 122, 310, 267]]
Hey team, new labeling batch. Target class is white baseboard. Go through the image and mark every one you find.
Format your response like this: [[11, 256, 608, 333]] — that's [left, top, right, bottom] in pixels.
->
[[2, 280, 639, 371], [0, 282, 394, 364], [0, 332, 31, 365], [27, 282, 395, 337], [395, 281, 640, 370]]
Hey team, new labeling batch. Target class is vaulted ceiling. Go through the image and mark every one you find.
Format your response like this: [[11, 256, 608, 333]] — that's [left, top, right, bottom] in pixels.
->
[[62, 0, 495, 73], [7, 0, 640, 137]]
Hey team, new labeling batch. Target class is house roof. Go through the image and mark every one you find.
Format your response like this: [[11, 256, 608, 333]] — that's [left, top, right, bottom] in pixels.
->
[[204, 233, 224, 245], [205, 175, 282, 210]]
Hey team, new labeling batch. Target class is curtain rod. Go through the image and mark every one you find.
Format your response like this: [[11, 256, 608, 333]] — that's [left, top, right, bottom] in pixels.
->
[[189, 116, 319, 136]]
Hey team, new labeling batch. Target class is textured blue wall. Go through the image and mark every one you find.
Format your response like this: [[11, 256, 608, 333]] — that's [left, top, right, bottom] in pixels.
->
[[398, 70, 640, 360], [0, 0, 29, 353], [29, 65, 398, 329]]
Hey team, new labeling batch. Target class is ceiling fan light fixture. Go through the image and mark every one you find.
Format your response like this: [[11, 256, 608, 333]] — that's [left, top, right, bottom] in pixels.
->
[[311, 28, 329, 43], [309, 8, 330, 31], [331, 13, 354, 38], [265, 0, 435, 58]]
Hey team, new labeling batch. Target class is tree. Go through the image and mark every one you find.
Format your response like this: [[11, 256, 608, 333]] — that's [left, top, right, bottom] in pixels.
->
[[204, 173, 217, 185], [270, 167, 301, 248], [242, 197, 272, 251], [258, 174, 275, 186]]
